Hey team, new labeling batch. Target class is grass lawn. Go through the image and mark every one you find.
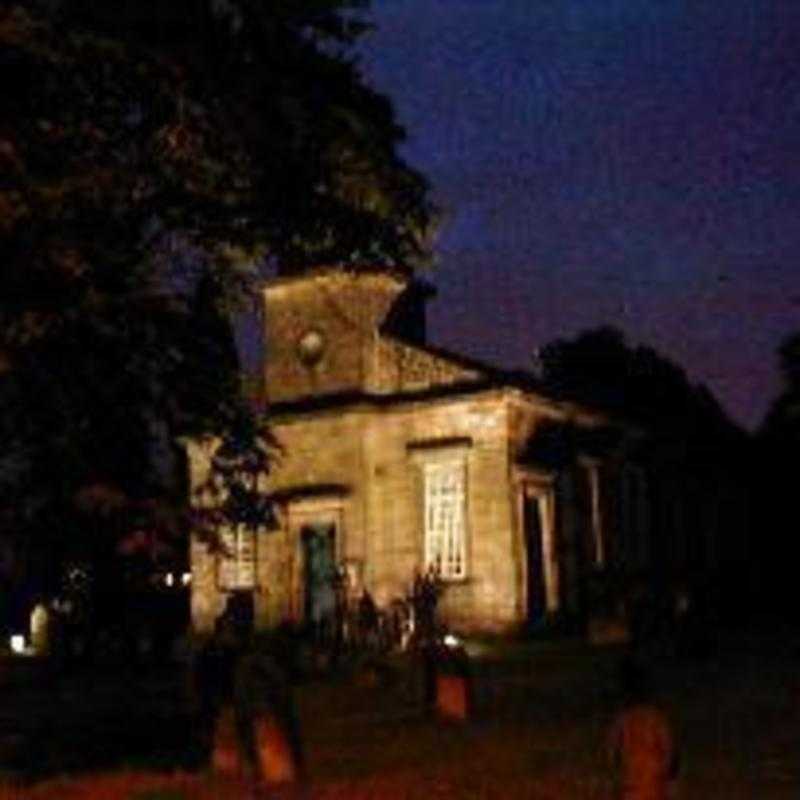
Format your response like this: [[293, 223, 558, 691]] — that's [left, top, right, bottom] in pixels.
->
[[1, 627, 798, 798]]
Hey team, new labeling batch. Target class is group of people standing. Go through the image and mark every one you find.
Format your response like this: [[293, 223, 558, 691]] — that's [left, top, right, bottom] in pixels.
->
[[306, 562, 445, 658]]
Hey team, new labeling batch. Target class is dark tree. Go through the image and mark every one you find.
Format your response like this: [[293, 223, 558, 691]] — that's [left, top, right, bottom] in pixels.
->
[[539, 326, 738, 440], [538, 326, 752, 622], [44, 0, 436, 270], [754, 332, 800, 617], [0, 1, 434, 621], [760, 332, 800, 446]]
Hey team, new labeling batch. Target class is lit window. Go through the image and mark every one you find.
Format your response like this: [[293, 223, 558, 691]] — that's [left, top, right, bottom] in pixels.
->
[[424, 461, 467, 580], [217, 525, 256, 590]]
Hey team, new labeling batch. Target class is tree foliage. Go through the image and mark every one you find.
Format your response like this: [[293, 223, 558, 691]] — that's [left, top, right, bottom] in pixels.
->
[[32, 0, 435, 270], [191, 411, 278, 549], [539, 326, 742, 444], [0, 0, 434, 594], [538, 326, 753, 618], [760, 331, 800, 445]]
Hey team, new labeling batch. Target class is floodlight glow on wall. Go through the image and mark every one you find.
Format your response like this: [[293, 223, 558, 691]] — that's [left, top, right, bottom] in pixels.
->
[[10, 635, 25, 655]]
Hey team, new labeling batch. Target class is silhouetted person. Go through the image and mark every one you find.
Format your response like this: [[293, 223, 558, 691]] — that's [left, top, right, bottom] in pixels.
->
[[151, 587, 180, 666], [225, 591, 255, 640], [194, 594, 252, 755], [195, 624, 237, 719], [682, 581, 714, 660], [626, 579, 657, 653], [608, 658, 678, 800], [672, 581, 692, 656], [421, 640, 438, 714], [358, 589, 378, 651], [234, 645, 305, 785], [412, 566, 441, 647], [331, 565, 348, 664]]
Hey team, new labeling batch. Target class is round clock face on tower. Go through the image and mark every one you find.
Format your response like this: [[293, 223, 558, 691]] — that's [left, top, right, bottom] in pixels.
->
[[297, 328, 326, 366]]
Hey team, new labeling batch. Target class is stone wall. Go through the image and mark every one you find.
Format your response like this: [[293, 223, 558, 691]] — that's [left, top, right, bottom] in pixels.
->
[[188, 388, 620, 636], [269, 391, 521, 633]]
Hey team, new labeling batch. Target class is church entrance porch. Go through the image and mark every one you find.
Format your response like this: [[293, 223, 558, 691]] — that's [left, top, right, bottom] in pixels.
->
[[300, 522, 337, 641], [282, 493, 347, 628], [517, 476, 559, 629], [523, 494, 547, 623]]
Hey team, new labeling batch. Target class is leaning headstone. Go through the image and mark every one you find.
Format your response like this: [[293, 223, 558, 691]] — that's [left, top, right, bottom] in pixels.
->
[[436, 673, 469, 721], [30, 603, 50, 656], [212, 704, 245, 778], [253, 713, 298, 784], [234, 649, 304, 786], [434, 645, 472, 722]]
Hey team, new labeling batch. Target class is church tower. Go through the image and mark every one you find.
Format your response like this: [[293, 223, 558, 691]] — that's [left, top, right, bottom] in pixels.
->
[[262, 267, 432, 404]]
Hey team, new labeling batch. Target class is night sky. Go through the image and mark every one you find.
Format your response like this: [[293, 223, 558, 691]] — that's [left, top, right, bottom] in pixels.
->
[[355, 0, 800, 429]]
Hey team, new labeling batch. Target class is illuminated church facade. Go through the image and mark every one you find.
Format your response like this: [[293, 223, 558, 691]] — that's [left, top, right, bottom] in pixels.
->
[[187, 267, 650, 635]]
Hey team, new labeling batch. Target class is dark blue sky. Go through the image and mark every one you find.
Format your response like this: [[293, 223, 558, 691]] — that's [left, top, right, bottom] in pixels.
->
[[356, 0, 800, 428]]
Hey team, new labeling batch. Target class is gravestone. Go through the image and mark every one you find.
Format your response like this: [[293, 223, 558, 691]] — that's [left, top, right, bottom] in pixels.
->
[[212, 705, 244, 778], [436, 673, 469, 721], [30, 603, 50, 656], [431, 644, 472, 722], [254, 714, 298, 784]]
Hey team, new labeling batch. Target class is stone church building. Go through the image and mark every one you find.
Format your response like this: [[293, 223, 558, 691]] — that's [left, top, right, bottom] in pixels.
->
[[187, 267, 647, 636]]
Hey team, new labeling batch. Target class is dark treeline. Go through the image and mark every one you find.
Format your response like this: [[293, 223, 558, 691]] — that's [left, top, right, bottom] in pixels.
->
[[537, 325, 754, 624], [753, 332, 800, 619]]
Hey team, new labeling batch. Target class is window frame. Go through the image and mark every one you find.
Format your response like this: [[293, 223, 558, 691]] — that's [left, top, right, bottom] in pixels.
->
[[216, 524, 257, 591], [422, 458, 468, 581]]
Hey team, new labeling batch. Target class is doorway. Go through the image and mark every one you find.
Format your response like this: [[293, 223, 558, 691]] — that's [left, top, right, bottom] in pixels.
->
[[523, 494, 547, 624], [300, 522, 337, 627]]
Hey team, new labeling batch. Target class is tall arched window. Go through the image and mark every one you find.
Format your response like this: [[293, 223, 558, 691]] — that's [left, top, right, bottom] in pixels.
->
[[423, 460, 467, 580]]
